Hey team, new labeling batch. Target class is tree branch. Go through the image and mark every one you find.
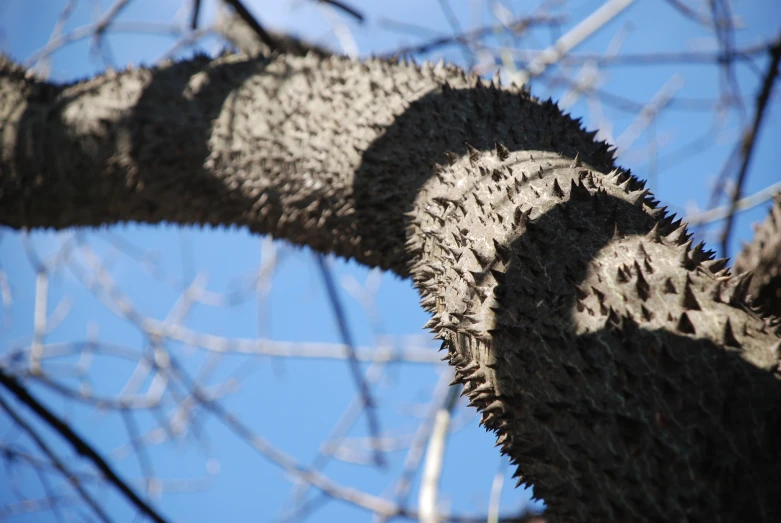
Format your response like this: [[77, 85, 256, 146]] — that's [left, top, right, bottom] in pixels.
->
[[316, 255, 385, 467], [0, 368, 169, 523], [719, 29, 781, 257], [0, 394, 110, 522], [221, 0, 280, 53], [2, 49, 780, 521]]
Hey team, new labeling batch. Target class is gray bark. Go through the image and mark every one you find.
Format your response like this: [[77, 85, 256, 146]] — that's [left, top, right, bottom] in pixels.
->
[[735, 196, 781, 315], [1, 51, 780, 522]]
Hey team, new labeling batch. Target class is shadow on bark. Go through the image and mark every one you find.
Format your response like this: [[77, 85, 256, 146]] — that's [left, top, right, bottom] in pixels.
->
[[352, 86, 781, 520], [351, 84, 616, 274], [10, 56, 283, 231], [484, 195, 781, 520]]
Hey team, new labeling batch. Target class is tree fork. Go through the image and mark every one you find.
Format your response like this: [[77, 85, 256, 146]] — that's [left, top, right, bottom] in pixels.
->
[[1, 51, 780, 521]]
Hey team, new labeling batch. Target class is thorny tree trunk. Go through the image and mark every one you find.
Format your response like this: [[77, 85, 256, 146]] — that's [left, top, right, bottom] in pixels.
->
[[1, 50, 780, 522]]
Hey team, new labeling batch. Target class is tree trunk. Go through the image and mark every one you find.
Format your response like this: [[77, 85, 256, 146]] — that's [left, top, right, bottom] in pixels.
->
[[1, 51, 780, 522]]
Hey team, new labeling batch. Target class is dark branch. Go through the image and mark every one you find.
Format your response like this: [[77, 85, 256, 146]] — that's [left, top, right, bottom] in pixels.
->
[[315, 255, 385, 468], [0, 367, 170, 523], [316, 0, 365, 23], [190, 0, 202, 30], [222, 0, 280, 53], [720, 30, 781, 257], [382, 14, 563, 59], [0, 393, 110, 522]]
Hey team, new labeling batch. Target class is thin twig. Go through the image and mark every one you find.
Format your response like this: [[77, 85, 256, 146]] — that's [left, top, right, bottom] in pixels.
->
[[0, 495, 81, 521], [316, 0, 364, 23], [94, 0, 131, 35], [615, 74, 684, 155], [316, 255, 385, 467], [163, 359, 400, 516], [2, 337, 442, 367], [719, 30, 781, 256], [487, 461, 507, 523], [687, 182, 781, 226], [512, 0, 637, 85], [436, 0, 474, 68], [499, 41, 770, 67], [383, 14, 563, 59], [388, 368, 455, 510], [221, 0, 279, 52], [418, 385, 461, 523], [711, 0, 745, 119], [0, 443, 99, 483], [121, 410, 156, 496], [275, 356, 389, 523], [0, 391, 111, 522], [663, 0, 737, 28], [190, 0, 201, 30], [55, 250, 402, 518], [30, 271, 47, 375], [88, 0, 131, 66], [0, 368, 169, 523], [546, 73, 725, 112], [33, 0, 78, 77], [27, 21, 198, 65]]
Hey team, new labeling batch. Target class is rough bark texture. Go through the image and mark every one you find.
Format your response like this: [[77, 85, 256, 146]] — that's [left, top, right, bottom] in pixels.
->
[[2, 51, 781, 522], [735, 196, 781, 315]]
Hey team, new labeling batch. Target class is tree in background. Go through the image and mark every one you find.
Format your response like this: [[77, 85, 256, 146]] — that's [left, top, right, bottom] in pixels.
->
[[1, 0, 780, 521]]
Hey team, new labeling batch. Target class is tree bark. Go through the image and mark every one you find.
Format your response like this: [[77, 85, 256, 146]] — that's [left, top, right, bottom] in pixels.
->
[[1, 51, 780, 522], [735, 196, 781, 315]]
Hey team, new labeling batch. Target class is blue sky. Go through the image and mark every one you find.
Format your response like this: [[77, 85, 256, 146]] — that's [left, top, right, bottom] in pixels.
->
[[1, 1, 780, 522]]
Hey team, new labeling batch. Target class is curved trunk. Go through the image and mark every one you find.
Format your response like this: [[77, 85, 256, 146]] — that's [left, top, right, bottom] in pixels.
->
[[1, 52, 780, 521]]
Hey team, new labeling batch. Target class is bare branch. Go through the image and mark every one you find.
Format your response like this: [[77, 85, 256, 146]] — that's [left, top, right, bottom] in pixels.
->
[[316, 254, 385, 467], [487, 462, 507, 523], [686, 181, 781, 226], [418, 385, 460, 523], [190, 0, 202, 30], [0, 390, 111, 522], [512, 0, 637, 84], [497, 41, 771, 67], [221, 0, 280, 53], [614, 74, 684, 155], [436, 0, 474, 68], [382, 15, 564, 59], [662, 0, 738, 28], [0, 368, 170, 523], [719, 30, 781, 256], [316, 0, 365, 23]]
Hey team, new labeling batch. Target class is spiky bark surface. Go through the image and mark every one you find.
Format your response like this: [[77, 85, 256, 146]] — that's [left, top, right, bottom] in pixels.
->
[[734, 196, 781, 315], [2, 51, 781, 521]]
